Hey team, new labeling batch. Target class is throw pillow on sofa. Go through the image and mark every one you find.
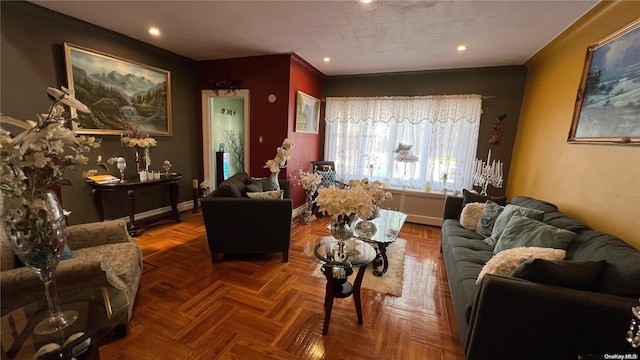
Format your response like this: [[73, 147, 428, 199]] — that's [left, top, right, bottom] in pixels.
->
[[476, 200, 504, 238], [462, 189, 507, 207], [460, 202, 485, 230], [246, 190, 284, 199], [476, 247, 566, 284], [483, 204, 544, 249], [511, 258, 607, 291], [493, 215, 577, 254]]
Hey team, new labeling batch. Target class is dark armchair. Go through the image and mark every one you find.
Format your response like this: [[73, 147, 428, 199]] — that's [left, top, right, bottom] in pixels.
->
[[200, 172, 293, 263]]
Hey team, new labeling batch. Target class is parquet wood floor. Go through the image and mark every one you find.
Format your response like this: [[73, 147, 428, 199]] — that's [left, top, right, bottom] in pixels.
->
[[99, 212, 465, 359]]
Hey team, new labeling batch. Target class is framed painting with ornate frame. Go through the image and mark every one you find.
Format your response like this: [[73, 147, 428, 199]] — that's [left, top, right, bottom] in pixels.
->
[[64, 43, 172, 136], [295, 91, 320, 134], [568, 19, 640, 145]]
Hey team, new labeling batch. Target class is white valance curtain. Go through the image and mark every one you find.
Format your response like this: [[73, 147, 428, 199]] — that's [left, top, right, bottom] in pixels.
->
[[324, 95, 482, 192]]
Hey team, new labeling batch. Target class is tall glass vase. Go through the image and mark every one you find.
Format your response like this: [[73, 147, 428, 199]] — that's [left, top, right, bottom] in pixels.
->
[[135, 146, 151, 172], [2, 190, 78, 334], [270, 170, 280, 191]]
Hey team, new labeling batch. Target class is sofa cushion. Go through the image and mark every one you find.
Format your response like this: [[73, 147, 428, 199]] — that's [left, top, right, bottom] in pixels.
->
[[476, 200, 504, 238], [484, 204, 544, 249], [476, 247, 566, 284], [460, 203, 485, 230], [317, 169, 336, 188], [462, 189, 507, 207], [511, 259, 606, 291], [493, 215, 576, 254], [246, 190, 284, 199], [212, 172, 250, 197], [510, 196, 559, 213], [246, 178, 264, 193], [568, 230, 640, 298]]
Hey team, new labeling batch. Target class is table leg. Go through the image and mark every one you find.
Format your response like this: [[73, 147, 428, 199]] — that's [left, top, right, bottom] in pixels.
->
[[90, 189, 105, 221], [126, 189, 137, 236], [373, 243, 390, 277], [353, 265, 367, 324], [322, 264, 335, 335], [170, 182, 181, 222]]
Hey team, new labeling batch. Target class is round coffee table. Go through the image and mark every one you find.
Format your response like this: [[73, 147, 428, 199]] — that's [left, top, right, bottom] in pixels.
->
[[1, 287, 129, 359], [304, 237, 376, 335]]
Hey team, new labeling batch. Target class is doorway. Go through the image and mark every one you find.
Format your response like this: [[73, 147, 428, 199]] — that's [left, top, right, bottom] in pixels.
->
[[201, 89, 250, 189]]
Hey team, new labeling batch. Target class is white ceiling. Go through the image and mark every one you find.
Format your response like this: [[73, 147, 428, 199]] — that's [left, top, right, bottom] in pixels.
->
[[31, 0, 599, 76]]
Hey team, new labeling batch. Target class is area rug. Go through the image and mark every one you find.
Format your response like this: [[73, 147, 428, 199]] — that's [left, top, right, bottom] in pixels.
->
[[312, 238, 406, 297]]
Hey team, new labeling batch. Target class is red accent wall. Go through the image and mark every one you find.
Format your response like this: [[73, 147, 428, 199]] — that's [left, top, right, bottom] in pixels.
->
[[287, 54, 325, 206], [197, 53, 325, 209]]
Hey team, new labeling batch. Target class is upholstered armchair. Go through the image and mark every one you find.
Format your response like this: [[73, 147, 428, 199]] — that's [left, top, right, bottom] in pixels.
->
[[200, 172, 293, 263], [0, 220, 143, 330]]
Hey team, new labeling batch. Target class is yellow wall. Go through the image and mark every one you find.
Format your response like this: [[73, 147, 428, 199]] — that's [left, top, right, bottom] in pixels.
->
[[509, 1, 640, 249]]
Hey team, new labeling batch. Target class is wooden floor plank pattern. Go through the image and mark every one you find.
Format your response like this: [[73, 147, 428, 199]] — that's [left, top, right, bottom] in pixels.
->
[[99, 213, 464, 359]]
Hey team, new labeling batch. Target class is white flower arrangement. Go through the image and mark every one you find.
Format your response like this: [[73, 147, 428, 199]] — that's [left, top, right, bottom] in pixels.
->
[[264, 138, 295, 172], [347, 178, 393, 205], [316, 186, 374, 223], [291, 168, 322, 194], [0, 86, 104, 200], [120, 118, 157, 149]]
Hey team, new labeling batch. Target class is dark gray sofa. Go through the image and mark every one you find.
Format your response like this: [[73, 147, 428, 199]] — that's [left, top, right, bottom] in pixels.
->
[[201, 172, 292, 263], [441, 195, 640, 359]]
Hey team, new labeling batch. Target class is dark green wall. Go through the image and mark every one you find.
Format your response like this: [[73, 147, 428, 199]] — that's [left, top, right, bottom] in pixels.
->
[[1, 1, 200, 225], [324, 66, 528, 196]]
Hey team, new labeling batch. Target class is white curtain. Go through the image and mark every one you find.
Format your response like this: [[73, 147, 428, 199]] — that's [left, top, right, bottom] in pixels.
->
[[324, 95, 482, 192]]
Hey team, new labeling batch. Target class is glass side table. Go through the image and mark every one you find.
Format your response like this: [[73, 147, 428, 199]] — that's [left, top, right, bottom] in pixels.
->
[[353, 208, 407, 276], [304, 237, 377, 335], [1, 287, 129, 360]]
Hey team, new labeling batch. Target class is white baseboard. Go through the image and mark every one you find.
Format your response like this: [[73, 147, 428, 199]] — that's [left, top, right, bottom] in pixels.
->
[[111, 200, 194, 223]]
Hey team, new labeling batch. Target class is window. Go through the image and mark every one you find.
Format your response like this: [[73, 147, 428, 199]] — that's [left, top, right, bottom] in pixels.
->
[[324, 95, 482, 192]]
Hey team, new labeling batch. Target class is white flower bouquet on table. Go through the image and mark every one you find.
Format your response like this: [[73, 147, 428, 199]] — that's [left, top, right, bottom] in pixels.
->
[[316, 186, 374, 223], [347, 178, 392, 205]]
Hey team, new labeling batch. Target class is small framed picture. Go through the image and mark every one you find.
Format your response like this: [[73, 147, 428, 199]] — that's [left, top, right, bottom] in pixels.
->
[[295, 91, 320, 134]]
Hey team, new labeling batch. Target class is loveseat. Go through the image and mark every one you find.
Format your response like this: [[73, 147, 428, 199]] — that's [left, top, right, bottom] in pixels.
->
[[1, 220, 143, 331], [201, 172, 292, 263], [441, 194, 640, 359]]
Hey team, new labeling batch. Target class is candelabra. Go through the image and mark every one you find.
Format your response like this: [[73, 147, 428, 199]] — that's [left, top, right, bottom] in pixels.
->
[[472, 150, 503, 196]]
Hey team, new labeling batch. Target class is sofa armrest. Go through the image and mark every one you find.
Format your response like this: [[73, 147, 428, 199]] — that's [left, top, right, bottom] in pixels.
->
[[0, 251, 136, 316], [465, 274, 637, 359], [443, 196, 464, 220], [65, 220, 132, 250]]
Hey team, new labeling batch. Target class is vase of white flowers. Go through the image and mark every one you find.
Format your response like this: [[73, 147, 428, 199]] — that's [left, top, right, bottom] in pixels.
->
[[0, 86, 105, 334], [264, 138, 295, 191], [347, 178, 392, 238], [120, 119, 157, 172], [291, 168, 322, 224], [316, 186, 374, 243]]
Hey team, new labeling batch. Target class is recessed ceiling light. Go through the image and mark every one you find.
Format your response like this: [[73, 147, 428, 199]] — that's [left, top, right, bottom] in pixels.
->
[[360, 0, 373, 3], [148, 27, 161, 36], [457, 44, 467, 52], [323, 57, 331, 62]]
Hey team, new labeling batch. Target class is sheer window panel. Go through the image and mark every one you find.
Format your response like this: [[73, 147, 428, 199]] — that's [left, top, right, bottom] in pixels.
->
[[324, 95, 482, 193]]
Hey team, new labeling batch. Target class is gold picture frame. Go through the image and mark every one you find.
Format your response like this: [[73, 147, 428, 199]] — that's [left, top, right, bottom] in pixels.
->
[[568, 19, 640, 145], [64, 43, 172, 136], [295, 91, 320, 134]]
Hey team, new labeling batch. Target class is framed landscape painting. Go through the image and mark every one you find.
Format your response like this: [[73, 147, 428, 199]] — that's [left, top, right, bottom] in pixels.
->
[[295, 91, 320, 134], [568, 19, 640, 145], [64, 43, 172, 135]]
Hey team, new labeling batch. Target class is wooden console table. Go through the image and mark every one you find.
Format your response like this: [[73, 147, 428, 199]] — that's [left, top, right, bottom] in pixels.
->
[[87, 173, 182, 236]]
